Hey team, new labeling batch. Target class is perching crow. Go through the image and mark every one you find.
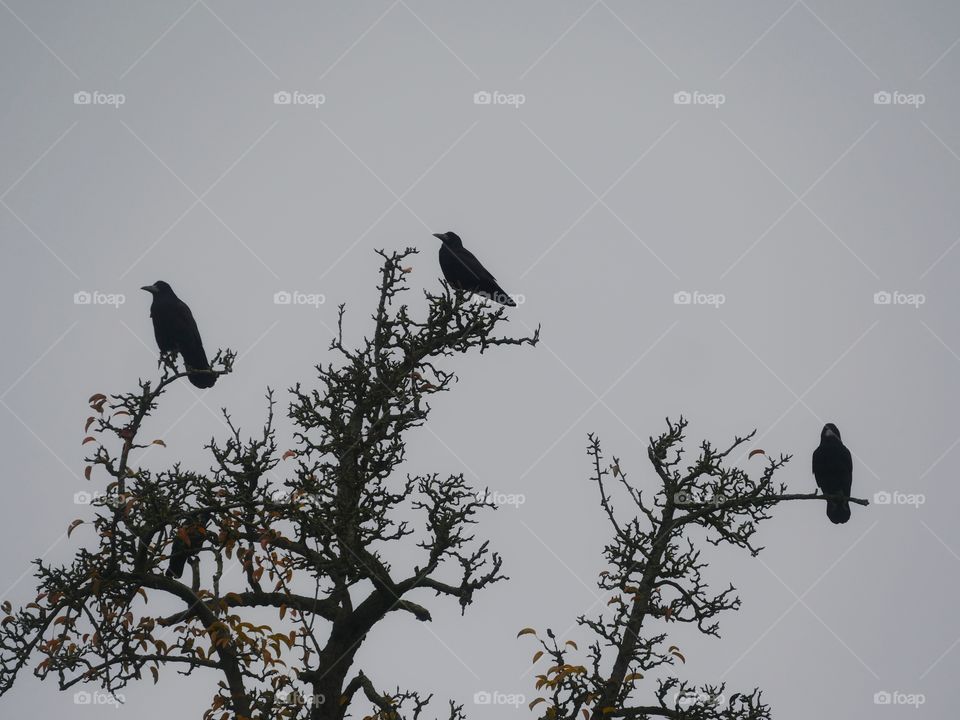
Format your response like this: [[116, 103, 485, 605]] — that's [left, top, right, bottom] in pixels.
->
[[166, 512, 211, 579], [141, 281, 216, 388], [433, 231, 516, 306], [812, 423, 853, 524]]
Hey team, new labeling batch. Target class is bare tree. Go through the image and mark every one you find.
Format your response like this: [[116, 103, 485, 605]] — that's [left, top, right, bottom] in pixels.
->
[[0, 248, 539, 720], [520, 418, 868, 720]]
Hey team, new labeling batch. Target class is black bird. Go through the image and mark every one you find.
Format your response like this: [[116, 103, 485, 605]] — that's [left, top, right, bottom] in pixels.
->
[[812, 423, 853, 524], [433, 231, 516, 307], [166, 512, 211, 579], [141, 281, 216, 388]]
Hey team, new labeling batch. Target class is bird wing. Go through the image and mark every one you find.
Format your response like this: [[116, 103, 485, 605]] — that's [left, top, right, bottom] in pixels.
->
[[171, 299, 210, 369], [839, 444, 853, 494], [812, 443, 853, 494], [454, 247, 498, 284]]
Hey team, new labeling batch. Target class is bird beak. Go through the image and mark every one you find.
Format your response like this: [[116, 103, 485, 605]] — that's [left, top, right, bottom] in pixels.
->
[[432, 233, 444, 240], [141, 285, 158, 294]]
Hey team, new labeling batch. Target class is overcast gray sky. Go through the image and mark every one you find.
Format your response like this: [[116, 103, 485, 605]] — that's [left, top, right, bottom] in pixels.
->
[[1, 1, 959, 718]]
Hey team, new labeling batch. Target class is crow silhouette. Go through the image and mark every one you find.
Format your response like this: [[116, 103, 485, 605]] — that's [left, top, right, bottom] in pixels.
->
[[434, 231, 516, 306], [812, 423, 853, 524], [166, 512, 211, 579], [141, 281, 216, 388]]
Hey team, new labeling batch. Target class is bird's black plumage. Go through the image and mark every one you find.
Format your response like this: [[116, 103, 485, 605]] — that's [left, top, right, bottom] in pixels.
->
[[166, 512, 211, 579], [141, 281, 216, 388], [434, 231, 516, 307], [812, 423, 853, 524]]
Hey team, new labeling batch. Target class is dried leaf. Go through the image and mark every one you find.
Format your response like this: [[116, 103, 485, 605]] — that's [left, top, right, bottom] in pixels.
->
[[516, 627, 537, 638]]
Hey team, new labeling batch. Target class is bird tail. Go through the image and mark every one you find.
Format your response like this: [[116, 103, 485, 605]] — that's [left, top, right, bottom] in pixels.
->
[[166, 551, 187, 578], [187, 371, 216, 389], [826, 499, 850, 524], [488, 283, 516, 307], [182, 347, 216, 388]]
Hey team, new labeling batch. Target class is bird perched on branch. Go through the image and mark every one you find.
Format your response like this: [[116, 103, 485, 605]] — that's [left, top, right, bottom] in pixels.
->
[[166, 512, 212, 579], [141, 281, 217, 388], [433, 231, 516, 306], [812, 423, 853, 524]]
